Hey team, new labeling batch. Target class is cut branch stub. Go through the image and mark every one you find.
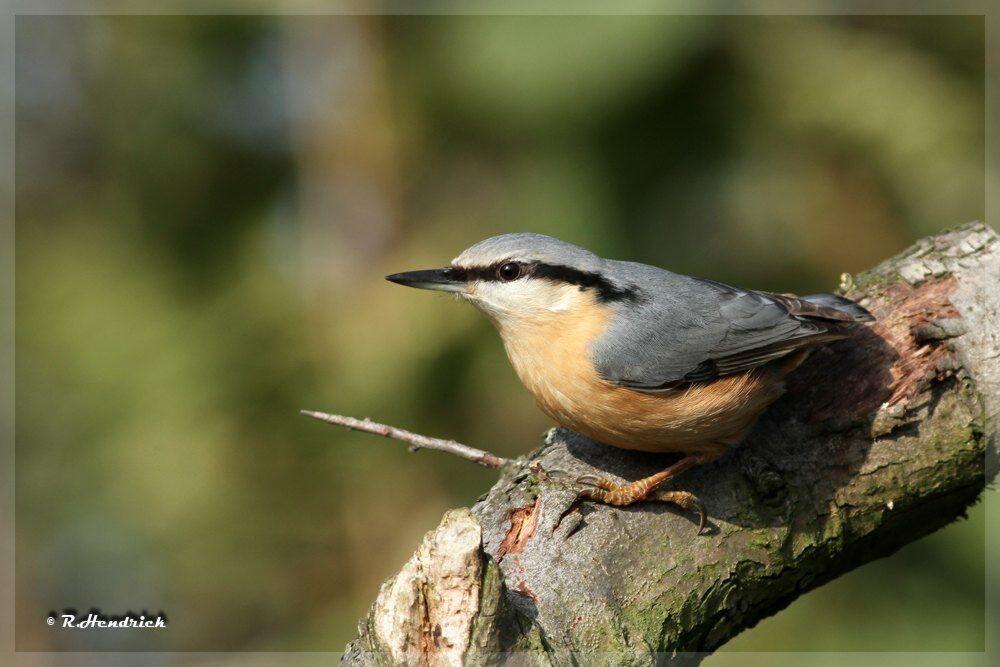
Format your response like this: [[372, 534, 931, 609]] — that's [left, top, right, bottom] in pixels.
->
[[361, 509, 483, 666]]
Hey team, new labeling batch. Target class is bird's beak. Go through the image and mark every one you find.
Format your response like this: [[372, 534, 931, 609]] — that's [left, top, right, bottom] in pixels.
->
[[385, 267, 466, 293]]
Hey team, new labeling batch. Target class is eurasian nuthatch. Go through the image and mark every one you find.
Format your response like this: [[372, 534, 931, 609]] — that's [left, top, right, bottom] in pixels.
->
[[387, 233, 873, 528]]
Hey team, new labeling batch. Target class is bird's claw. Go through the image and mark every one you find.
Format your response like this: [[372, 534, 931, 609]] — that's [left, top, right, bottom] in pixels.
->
[[648, 489, 708, 535], [529, 462, 577, 486], [574, 473, 611, 489]]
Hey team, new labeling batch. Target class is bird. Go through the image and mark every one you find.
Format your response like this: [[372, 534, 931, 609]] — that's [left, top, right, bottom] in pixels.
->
[[386, 233, 874, 530]]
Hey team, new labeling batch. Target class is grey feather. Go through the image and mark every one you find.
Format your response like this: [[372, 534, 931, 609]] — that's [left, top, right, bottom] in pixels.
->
[[593, 262, 873, 391], [453, 233, 605, 272]]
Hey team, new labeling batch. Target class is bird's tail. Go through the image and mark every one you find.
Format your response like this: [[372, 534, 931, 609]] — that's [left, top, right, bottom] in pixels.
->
[[799, 293, 875, 322]]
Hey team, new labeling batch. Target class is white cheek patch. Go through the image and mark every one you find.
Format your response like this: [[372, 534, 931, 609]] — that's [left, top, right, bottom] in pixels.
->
[[465, 282, 511, 319], [547, 285, 580, 312], [468, 280, 585, 320]]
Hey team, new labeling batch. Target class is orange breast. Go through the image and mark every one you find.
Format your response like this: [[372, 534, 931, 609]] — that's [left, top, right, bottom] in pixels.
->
[[498, 295, 785, 456]]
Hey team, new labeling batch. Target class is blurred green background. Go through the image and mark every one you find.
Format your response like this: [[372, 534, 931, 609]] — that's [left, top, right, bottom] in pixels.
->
[[14, 14, 987, 655]]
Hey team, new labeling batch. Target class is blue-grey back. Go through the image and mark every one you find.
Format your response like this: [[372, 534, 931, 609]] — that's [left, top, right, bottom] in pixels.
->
[[593, 259, 870, 390]]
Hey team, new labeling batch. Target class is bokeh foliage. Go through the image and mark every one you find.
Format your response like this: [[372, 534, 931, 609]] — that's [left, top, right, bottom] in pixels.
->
[[14, 14, 986, 654]]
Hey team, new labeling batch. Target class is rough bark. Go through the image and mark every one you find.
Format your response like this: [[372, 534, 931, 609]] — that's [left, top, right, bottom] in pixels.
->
[[343, 222, 998, 666]]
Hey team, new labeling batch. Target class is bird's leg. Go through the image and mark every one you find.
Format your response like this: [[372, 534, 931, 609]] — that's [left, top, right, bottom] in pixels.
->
[[575, 454, 710, 532]]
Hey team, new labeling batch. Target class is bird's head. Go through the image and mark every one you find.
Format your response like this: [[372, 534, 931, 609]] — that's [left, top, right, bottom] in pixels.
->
[[386, 233, 638, 330]]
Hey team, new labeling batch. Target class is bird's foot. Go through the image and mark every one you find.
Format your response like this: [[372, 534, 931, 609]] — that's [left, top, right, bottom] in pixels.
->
[[575, 475, 706, 534]]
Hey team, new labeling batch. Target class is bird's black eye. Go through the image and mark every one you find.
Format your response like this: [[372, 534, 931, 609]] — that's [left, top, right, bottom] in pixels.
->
[[497, 262, 521, 282]]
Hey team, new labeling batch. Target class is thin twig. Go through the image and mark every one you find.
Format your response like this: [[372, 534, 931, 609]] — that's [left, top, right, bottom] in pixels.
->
[[300, 410, 508, 469]]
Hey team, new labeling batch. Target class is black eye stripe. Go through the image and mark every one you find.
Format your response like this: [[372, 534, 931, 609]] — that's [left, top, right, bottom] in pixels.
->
[[445, 261, 511, 283], [450, 260, 641, 303]]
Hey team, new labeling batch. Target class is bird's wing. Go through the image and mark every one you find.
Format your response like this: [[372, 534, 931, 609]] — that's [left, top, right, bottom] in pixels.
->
[[594, 276, 871, 392]]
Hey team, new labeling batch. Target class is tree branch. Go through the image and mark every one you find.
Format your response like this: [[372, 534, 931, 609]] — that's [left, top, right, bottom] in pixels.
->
[[341, 222, 998, 666], [300, 410, 508, 469]]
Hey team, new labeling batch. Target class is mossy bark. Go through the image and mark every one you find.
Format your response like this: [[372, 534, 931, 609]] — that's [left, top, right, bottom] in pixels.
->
[[343, 222, 998, 666]]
